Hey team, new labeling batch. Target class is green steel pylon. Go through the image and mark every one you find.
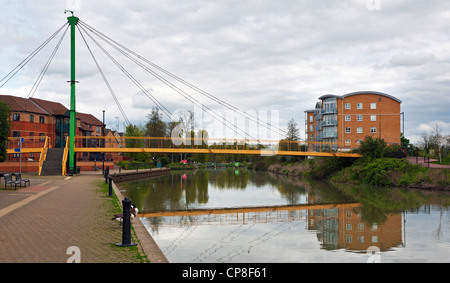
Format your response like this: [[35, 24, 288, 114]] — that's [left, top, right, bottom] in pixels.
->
[[67, 11, 78, 175]]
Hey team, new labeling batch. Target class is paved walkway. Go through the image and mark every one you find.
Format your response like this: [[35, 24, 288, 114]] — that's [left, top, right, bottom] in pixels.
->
[[407, 156, 450, 169], [0, 171, 168, 263]]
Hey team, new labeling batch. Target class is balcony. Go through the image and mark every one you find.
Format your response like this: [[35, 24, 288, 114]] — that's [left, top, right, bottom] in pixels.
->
[[322, 132, 337, 138], [322, 107, 337, 114], [322, 120, 337, 127]]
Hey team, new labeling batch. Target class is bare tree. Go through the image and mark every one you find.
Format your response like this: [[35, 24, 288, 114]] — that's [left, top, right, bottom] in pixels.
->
[[286, 118, 300, 141], [431, 123, 444, 163]]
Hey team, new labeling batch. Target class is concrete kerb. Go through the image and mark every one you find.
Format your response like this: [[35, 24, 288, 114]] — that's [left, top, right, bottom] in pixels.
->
[[110, 178, 169, 263]]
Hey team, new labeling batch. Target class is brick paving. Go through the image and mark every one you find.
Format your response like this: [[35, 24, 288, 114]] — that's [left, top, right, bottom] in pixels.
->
[[407, 156, 450, 169], [0, 172, 168, 263]]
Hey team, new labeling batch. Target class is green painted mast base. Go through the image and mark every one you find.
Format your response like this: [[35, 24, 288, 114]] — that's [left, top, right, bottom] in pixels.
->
[[67, 13, 79, 176]]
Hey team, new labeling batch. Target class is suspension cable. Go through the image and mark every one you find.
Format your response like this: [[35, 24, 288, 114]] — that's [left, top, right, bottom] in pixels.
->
[[77, 25, 131, 126], [0, 23, 69, 89], [77, 23, 174, 121], [27, 24, 70, 99], [78, 20, 258, 140]]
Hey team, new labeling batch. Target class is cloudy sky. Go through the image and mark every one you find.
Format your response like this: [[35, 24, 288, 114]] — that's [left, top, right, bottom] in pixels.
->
[[1, 0, 449, 143]]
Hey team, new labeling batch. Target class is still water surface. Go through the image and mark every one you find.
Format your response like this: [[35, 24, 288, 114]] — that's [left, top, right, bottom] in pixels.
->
[[120, 168, 450, 263]]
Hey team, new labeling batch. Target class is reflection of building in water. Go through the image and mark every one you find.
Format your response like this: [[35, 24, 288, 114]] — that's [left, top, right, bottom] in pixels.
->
[[307, 206, 403, 252]]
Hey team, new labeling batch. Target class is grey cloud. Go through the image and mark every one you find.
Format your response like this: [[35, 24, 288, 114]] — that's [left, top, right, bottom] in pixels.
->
[[390, 52, 436, 67], [1, 0, 450, 142]]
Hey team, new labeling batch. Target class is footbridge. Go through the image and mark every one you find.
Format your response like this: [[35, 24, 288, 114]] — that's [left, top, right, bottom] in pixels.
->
[[73, 136, 362, 158]]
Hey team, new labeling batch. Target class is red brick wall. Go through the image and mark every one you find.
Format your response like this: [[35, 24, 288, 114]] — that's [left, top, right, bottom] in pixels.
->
[[338, 93, 401, 147]]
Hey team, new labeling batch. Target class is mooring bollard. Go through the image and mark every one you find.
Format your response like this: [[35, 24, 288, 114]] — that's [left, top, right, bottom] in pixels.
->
[[108, 176, 113, 196], [116, 197, 137, 247], [105, 170, 109, 184]]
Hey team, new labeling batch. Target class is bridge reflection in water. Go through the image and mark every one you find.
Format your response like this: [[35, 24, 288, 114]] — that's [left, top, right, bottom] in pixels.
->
[[121, 169, 404, 261], [139, 202, 402, 253]]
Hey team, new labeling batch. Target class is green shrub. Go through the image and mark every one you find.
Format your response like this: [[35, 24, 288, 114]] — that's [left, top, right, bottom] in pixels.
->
[[254, 161, 267, 170]]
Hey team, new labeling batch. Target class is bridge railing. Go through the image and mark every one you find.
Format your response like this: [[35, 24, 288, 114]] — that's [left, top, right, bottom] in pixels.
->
[[73, 136, 362, 157], [6, 136, 50, 151]]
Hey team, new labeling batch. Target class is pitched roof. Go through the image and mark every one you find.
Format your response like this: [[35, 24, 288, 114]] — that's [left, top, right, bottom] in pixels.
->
[[76, 112, 104, 126], [29, 97, 69, 116], [0, 95, 48, 115]]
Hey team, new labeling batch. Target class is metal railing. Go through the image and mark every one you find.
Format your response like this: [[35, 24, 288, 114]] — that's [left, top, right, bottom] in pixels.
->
[[38, 136, 50, 176], [62, 138, 69, 176], [73, 136, 362, 158]]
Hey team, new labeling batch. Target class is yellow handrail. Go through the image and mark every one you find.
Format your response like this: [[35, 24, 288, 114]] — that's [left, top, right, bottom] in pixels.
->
[[62, 138, 69, 176], [38, 137, 50, 176]]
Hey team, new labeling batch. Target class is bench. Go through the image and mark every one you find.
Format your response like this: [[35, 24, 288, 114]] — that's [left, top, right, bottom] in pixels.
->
[[12, 173, 30, 187], [2, 173, 21, 190]]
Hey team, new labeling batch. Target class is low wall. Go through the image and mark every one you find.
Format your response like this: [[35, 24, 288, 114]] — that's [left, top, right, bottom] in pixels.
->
[[110, 168, 171, 183], [0, 161, 39, 173], [76, 161, 115, 171]]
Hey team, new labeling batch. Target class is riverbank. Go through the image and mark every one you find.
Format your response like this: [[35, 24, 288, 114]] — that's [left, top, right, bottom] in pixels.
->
[[267, 157, 450, 191]]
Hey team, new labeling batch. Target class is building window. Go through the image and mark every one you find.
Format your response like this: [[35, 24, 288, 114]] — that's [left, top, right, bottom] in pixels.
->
[[346, 224, 352, 231], [357, 103, 363, 109], [357, 139, 363, 145], [39, 133, 45, 141], [345, 103, 351, 109], [358, 236, 365, 243], [370, 115, 377, 121], [29, 132, 34, 140], [357, 115, 363, 121], [309, 125, 313, 132], [345, 127, 351, 133], [345, 115, 351, 121], [309, 115, 314, 122], [39, 116, 45, 123], [346, 235, 352, 243], [371, 103, 377, 109], [309, 134, 313, 141], [371, 127, 377, 133], [13, 113, 20, 121], [345, 139, 351, 144], [357, 127, 363, 133], [358, 223, 364, 231], [13, 131, 20, 137], [372, 236, 378, 243], [30, 115, 34, 122]]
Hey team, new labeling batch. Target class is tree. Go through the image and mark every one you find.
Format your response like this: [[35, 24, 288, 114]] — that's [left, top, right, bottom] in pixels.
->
[[285, 118, 299, 141], [358, 136, 387, 161], [431, 123, 445, 163], [124, 123, 150, 162], [0, 101, 11, 162], [145, 107, 166, 137]]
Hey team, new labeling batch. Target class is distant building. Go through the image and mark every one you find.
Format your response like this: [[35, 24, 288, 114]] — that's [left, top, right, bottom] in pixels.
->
[[305, 91, 402, 151], [0, 94, 106, 162]]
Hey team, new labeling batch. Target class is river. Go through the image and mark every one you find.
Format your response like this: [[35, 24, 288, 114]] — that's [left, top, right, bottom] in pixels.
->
[[119, 168, 450, 263]]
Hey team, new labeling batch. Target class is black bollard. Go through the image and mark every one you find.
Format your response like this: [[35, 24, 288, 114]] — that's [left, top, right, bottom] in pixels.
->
[[108, 176, 113, 196], [105, 170, 109, 184], [116, 197, 137, 247]]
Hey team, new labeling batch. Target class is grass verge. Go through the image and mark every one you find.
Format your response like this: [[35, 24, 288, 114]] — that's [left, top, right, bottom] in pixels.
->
[[95, 180, 150, 263]]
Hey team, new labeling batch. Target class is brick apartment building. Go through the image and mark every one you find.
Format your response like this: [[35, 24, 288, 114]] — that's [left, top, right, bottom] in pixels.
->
[[0, 94, 107, 162], [305, 91, 402, 151]]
